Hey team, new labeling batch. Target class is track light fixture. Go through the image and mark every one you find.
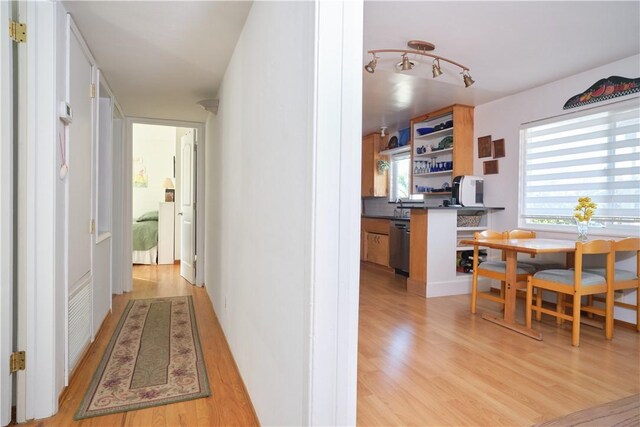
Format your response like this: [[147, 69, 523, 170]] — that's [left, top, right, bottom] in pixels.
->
[[396, 54, 415, 71], [462, 70, 475, 87], [364, 55, 378, 73], [432, 59, 443, 78], [365, 39, 475, 88]]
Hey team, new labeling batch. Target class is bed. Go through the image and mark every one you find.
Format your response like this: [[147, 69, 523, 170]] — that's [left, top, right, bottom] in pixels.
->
[[132, 202, 174, 265], [132, 211, 159, 264]]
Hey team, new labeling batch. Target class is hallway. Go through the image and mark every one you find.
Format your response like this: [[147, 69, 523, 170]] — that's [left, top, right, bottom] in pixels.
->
[[25, 265, 258, 426]]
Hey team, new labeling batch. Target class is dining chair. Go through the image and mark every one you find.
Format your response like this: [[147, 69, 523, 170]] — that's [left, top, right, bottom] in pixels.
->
[[583, 237, 640, 334], [526, 240, 614, 346], [470, 229, 537, 314]]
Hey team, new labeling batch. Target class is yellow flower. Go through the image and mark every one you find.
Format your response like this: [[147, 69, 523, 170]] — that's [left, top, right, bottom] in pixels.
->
[[573, 196, 597, 222]]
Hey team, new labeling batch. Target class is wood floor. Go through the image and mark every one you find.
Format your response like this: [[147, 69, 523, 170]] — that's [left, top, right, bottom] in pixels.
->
[[19, 263, 640, 426], [357, 264, 640, 426], [25, 265, 259, 427]]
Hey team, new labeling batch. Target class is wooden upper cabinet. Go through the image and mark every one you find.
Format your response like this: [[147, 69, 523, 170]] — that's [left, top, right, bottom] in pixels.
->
[[361, 133, 388, 198]]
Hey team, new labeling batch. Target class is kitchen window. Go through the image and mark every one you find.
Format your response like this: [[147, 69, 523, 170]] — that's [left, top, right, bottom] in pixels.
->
[[519, 98, 640, 234], [389, 152, 411, 201]]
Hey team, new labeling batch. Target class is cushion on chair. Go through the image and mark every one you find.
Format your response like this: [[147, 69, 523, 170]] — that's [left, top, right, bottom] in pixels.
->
[[532, 269, 606, 286], [583, 268, 638, 281], [479, 261, 537, 275], [527, 262, 565, 271]]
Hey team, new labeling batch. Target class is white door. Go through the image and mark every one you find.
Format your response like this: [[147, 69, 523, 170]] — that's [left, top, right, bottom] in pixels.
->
[[180, 131, 196, 284], [68, 25, 94, 289], [0, 1, 14, 424]]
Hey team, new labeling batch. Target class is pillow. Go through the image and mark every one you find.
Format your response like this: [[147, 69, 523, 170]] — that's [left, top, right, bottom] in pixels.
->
[[137, 210, 159, 222]]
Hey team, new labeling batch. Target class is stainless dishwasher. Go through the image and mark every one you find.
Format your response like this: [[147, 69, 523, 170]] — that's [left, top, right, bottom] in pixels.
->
[[389, 220, 410, 274]]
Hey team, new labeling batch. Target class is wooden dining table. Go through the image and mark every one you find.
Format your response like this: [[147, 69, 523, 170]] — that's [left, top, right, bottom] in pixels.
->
[[459, 238, 578, 340]]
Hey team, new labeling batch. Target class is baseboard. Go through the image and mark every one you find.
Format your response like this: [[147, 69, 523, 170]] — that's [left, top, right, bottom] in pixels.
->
[[360, 261, 394, 274]]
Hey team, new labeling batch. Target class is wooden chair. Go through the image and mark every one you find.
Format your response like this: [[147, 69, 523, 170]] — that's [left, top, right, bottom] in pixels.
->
[[526, 240, 614, 346], [470, 229, 537, 314], [583, 237, 639, 334]]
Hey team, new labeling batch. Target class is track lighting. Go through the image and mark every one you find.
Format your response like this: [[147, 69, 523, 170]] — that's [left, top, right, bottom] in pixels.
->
[[462, 71, 475, 87], [364, 55, 378, 73], [364, 39, 475, 88], [432, 59, 443, 78], [396, 54, 415, 71]]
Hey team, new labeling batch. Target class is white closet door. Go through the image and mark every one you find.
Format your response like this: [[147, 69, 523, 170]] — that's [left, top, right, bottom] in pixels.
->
[[67, 21, 93, 288]]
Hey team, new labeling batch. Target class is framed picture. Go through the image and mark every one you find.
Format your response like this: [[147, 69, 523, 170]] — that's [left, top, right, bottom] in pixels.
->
[[478, 135, 492, 158], [483, 160, 499, 175], [493, 138, 505, 158]]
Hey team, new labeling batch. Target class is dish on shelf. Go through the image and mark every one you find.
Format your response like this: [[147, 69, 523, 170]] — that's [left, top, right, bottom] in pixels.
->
[[387, 136, 398, 149], [416, 127, 434, 136], [438, 136, 453, 149]]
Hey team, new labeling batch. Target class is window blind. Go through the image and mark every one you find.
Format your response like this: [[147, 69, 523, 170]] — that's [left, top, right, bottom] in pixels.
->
[[521, 98, 640, 227]]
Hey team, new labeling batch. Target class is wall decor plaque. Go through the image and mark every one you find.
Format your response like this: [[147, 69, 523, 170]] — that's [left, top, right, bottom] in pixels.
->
[[478, 135, 492, 158], [483, 160, 499, 175], [563, 76, 639, 110]]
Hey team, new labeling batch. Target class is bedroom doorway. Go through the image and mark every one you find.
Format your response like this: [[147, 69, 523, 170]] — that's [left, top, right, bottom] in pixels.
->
[[128, 119, 204, 286]]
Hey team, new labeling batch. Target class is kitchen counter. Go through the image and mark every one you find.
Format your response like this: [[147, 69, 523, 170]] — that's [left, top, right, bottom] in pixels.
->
[[403, 205, 505, 211], [361, 215, 409, 221]]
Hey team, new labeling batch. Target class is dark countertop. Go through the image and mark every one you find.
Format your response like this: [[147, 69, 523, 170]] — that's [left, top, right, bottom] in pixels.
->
[[403, 205, 505, 211], [361, 215, 409, 221]]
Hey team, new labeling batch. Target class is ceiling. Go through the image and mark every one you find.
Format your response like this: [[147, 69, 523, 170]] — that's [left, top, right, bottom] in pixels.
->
[[63, 1, 252, 122], [61, 2, 639, 129], [362, 1, 640, 134]]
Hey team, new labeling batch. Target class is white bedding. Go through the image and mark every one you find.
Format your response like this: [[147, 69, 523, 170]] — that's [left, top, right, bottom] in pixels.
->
[[132, 246, 158, 265]]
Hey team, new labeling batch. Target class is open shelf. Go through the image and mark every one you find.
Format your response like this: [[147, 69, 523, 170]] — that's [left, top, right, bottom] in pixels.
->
[[415, 127, 454, 140], [457, 226, 487, 231], [380, 145, 411, 156], [414, 170, 453, 177], [413, 147, 453, 158], [456, 246, 474, 251]]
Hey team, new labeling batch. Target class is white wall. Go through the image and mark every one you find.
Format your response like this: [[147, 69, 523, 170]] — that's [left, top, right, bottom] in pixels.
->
[[204, 3, 314, 424], [132, 124, 176, 219], [205, 1, 363, 424], [474, 54, 640, 321]]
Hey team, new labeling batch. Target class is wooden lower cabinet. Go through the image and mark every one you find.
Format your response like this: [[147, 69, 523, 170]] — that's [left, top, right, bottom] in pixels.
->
[[364, 232, 390, 267]]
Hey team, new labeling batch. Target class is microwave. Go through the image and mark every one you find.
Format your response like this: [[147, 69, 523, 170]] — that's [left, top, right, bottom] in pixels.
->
[[452, 176, 484, 207]]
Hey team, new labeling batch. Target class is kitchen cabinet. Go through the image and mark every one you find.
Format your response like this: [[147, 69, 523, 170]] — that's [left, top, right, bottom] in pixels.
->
[[361, 218, 391, 268], [364, 232, 390, 267], [361, 133, 388, 197], [410, 104, 474, 196]]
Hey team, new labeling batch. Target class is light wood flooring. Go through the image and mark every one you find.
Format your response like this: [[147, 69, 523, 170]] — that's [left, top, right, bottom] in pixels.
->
[[20, 263, 640, 426], [357, 264, 640, 426], [24, 265, 259, 427]]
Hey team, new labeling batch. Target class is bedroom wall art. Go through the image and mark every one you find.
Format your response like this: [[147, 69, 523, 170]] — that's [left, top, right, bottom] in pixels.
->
[[133, 156, 148, 188]]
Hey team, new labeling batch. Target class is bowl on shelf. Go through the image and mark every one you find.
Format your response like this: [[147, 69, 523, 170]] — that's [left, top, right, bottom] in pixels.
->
[[416, 127, 434, 136], [444, 120, 453, 129]]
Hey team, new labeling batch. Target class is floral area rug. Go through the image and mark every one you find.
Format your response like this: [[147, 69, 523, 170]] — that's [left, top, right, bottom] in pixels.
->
[[75, 296, 210, 420]]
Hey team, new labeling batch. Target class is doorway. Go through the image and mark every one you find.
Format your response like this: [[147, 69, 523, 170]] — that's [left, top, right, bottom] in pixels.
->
[[126, 119, 204, 286]]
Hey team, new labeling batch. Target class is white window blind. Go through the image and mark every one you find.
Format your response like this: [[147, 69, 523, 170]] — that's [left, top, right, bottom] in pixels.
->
[[520, 98, 640, 231]]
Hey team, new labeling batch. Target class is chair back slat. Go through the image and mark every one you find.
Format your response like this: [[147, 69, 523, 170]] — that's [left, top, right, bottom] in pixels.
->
[[578, 240, 613, 255], [475, 229, 502, 240], [504, 229, 536, 239], [613, 237, 640, 253]]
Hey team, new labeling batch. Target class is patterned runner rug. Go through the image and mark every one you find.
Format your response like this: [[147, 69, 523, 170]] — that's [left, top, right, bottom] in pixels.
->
[[75, 296, 210, 420]]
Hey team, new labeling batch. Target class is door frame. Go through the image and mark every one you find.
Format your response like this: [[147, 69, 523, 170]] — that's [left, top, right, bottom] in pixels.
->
[[15, 0, 59, 422], [0, 0, 14, 424], [124, 118, 205, 287]]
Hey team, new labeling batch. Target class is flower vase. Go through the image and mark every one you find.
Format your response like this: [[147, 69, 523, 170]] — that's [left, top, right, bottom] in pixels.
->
[[575, 219, 590, 242]]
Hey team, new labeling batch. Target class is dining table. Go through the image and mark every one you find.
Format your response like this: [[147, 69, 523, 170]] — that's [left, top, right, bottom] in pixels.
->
[[459, 237, 578, 340]]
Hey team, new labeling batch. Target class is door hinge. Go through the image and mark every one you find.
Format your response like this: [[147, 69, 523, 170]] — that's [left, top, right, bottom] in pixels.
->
[[9, 20, 26, 43], [90, 219, 95, 235], [10, 351, 25, 373], [90, 83, 96, 98]]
